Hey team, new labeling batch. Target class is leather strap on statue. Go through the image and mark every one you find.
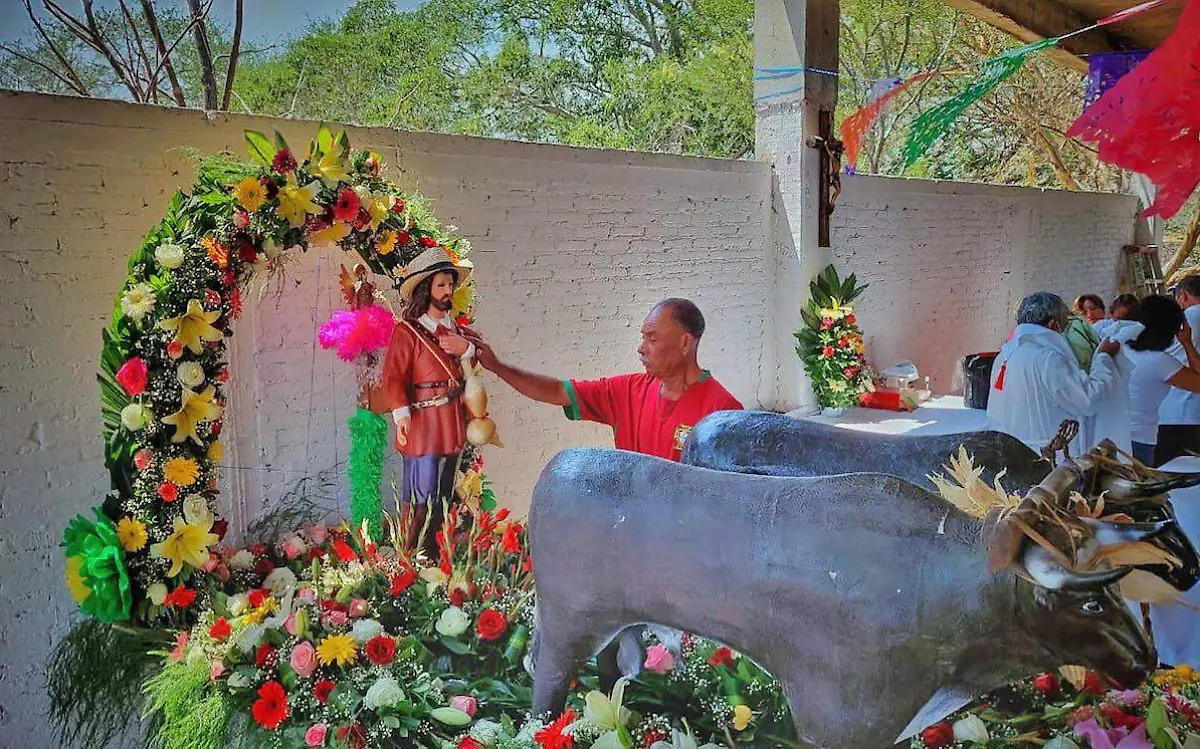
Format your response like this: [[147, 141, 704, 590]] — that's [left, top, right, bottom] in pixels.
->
[[401, 319, 461, 385]]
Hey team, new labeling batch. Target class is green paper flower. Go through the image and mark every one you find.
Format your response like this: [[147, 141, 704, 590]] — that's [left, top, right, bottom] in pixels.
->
[[63, 508, 133, 623]]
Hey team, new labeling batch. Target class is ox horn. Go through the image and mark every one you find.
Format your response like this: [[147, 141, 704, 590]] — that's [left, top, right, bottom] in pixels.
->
[[1103, 472, 1200, 500], [1080, 517, 1172, 545], [1022, 544, 1131, 590]]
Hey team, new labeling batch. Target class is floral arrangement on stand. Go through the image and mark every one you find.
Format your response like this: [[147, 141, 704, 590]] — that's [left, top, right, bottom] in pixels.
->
[[794, 264, 873, 410]]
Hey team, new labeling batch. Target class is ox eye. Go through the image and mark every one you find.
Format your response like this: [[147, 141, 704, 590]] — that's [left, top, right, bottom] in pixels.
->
[[1081, 599, 1104, 614]]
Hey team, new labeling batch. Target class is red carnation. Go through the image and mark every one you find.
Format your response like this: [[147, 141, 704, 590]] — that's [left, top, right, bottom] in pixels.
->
[[255, 643, 276, 668], [248, 587, 270, 609], [204, 289, 222, 308], [314, 679, 336, 704], [331, 536, 356, 562], [419, 235, 439, 248], [353, 206, 371, 230], [502, 523, 523, 554], [821, 346, 835, 359], [157, 483, 179, 502], [1032, 672, 1060, 699], [250, 680, 289, 730], [332, 187, 361, 224], [838, 336, 849, 347], [707, 646, 735, 668], [209, 617, 232, 641], [115, 357, 149, 396], [163, 584, 197, 609], [918, 721, 954, 749], [534, 709, 576, 749], [271, 149, 297, 174], [476, 608, 508, 641], [389, 568, 417, 596], [364, 635, 396, 665]]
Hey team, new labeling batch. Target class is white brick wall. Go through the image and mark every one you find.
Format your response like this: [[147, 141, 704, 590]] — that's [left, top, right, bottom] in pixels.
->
[[0, 91, 1140, 742], [832, 175, 1139, 390]]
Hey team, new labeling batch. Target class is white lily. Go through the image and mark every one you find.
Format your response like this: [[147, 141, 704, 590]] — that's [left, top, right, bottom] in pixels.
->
[[584, 677, 633, 749]]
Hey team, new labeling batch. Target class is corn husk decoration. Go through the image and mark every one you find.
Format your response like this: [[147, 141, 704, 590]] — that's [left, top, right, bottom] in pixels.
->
[[930, 443, 1188, 605], [463, 360, 502, 447]]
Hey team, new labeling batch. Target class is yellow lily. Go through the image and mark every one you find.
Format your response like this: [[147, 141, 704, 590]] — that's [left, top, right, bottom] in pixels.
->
[[150, 515, 219, 578], [159, 299, 222, 354], [309, 221, 352, 248], [276, 176, 322, 227], [310, 146, 349, 187], [452, 282, 473, 317], [818, 299, 850, 320], [354, 186, 390, 231], [162, 385, 223, 445]]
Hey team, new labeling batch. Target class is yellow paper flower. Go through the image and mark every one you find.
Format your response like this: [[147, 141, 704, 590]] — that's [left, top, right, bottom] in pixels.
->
[[160, 299, 223, 354], [162, 386, 223, 445], [451, 281, 473, 317], [207, 441, 224, 462], [162, 457, 200, 487], [233, 176, 266, 213], [149, 515, 219, 578], [115, 517, 148, 552], [316, 633, 358, 667], [65, 556, 91, 603], [311, 147, 349, 187], [733, 704, 753, 731], [276, 177, 322, 227], [309, 221, 352, 248], [376, 230, 398, 256]]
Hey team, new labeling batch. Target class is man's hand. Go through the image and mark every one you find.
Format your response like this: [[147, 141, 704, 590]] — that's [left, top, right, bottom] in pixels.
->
[[462, 332, 499, 371], [395, 415, 411, 447], [439, 334, 470, 357], [1180, 319, 1194, 347], [1097, 338, 1120, 356]]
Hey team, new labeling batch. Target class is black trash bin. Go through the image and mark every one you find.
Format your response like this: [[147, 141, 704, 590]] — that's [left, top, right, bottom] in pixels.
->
[[962, 352, 998, 410]]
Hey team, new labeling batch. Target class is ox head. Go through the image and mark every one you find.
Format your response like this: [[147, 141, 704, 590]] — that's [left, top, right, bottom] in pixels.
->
[[1017, 540, 1156, 688]]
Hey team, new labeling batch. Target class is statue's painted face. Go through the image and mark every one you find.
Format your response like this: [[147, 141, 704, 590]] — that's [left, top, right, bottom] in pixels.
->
[[429, 271, 457, 312], [638, 306, 693, 379]]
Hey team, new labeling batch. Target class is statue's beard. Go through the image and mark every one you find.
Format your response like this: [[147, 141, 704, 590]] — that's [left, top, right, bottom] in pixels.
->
[[430, 296, 453, 312]]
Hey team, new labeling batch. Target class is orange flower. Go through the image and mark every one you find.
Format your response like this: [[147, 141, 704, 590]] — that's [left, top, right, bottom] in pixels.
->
[[201, 236, 228, 269]]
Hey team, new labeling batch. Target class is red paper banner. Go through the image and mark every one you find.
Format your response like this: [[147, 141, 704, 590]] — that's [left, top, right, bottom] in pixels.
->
[[841, 72, 939, 172]]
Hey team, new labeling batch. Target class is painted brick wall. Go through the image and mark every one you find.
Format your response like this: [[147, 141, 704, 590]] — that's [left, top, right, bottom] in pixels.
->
[[0, 91, 772, 741], [832, 175, 1139, 391]]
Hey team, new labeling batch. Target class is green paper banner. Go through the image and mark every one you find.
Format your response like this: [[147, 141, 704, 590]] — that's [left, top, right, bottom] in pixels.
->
[[904, 36, 1062, 166], [347, 407, 389, 539]]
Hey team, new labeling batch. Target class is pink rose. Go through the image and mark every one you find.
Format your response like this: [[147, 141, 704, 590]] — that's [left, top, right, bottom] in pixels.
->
[[215, 563, 230, 582], [306, 524, 329, 545], [297, 586, 317, 604], [284, 613, 299, 636], [200, 552, 220, 573], [290, 641, 318, 678], [451, 696, 478, 717], [644, 643, 675, 674], [209, 660, 227, 681], [134, 449, 153, 470], [322, 610, 348, 629], [169, 631, 189, 661], [115, 357, 149, 396], [349, 598, 369, 618], [282, 536, 306, 560], [304, 723, 328, 747]]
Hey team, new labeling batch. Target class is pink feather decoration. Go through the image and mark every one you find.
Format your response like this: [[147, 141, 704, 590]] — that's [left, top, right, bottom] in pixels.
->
[[318, 305, 396, 362]]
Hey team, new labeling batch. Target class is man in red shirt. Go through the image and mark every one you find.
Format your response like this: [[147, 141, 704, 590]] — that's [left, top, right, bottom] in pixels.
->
[[469, 298, 742, 461]]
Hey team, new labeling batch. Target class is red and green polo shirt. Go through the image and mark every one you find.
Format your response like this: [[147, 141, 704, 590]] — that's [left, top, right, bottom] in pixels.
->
[[562, 371, 744, 461]]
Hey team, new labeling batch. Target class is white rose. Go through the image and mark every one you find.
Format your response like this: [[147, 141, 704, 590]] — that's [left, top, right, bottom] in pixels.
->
[[147, 582, 168, 605], [227, 592, 250, 615], [262, 567, 297, 595], [182, 494, 212, 526], [351, 618, 385, 644], [953, 715, 989, 743], [176, 361, 205, 388], [363, 677, 405, 710], [230, 549, 255, 570], [154, 242, 186, 269], [120, 403, 149, 430], [435, 606, 470, 638]]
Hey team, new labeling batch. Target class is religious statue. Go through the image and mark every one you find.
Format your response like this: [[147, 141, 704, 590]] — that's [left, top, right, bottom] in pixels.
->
[[374, 246, 481, 554]]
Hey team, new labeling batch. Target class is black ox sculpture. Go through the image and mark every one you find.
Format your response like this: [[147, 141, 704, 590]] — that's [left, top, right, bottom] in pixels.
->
[[528, 447, 1166, 748]]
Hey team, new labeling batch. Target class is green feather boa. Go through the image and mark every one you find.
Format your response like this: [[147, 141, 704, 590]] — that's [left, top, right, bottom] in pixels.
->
[[347, 407, 388, 539]]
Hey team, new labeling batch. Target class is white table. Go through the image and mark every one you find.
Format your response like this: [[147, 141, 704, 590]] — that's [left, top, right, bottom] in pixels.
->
[[787, 394, 988, 437]]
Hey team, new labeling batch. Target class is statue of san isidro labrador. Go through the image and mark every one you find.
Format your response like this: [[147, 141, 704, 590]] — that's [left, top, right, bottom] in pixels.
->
[[526, 445, 1181, 748]]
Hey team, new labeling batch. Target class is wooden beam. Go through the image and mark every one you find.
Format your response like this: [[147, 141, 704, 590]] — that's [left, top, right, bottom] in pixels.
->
[[941, 0, 1125, 73]]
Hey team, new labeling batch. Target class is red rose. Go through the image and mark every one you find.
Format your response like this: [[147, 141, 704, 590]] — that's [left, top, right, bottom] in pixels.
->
[[502, 523, 523, 554], [456, 314, 472, 327], [1083, 670, 1107, 695], [846, 313, 857, 325], [364, 635, 396, 665], [419, 235, 439, 248], [821, 346, 835, 358], [250, 543, 268, 556], [389, 568, 417, 596], [476, 608, 508, 641], [167, 340, 184, 359], [1101, 703, 1144, 730], [707, 646, 735, 668], [212, 519, 228, 540], [157, 483, 179, 502], [248, 588, 270, 609], [396, 230, 411, 245], [209, 617, 232, 641], [458, 738, 484, 749], [254, 557, 275, 578], [353, 206, 371, 230], [251, 680, 288, 730], [918, 721, 954, 749], [331, 536, 356, 562], [843, 367, 858, 379], [236, 236, 257, 264], [337, 723, 367, 749], [641, 729, 670, 747], [271, 149, 297, 174], [838, 336, 849, 347], [391, 197, 406, 214], [333, 187, 362, 224], [115, 357, 149, 396], [314, 680, 336, 704], [255, 643, 276, 668], [1032, 672, 1061, 699], [163, 585, 197, 609], [820, 317, 834, 330], [449, 587, 467, 607]]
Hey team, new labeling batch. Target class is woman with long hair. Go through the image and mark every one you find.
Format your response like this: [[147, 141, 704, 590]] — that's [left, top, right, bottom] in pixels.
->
[[1126, 295, 1200, 465]]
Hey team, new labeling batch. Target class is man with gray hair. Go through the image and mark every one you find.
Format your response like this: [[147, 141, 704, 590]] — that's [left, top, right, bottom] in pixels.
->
[[987, 292, 1121, 454]]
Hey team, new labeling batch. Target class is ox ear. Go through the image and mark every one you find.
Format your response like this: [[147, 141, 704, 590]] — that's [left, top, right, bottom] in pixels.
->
[[1080, 517, 1171, 546], [1022, 544, 1131, 590]]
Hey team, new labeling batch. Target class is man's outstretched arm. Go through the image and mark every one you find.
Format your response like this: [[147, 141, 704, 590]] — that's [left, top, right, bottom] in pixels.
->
[[467, 336, 569, 407]]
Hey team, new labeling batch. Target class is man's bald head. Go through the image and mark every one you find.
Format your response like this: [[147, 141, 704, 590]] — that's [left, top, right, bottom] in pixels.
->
[[639, 298, 705, 378]]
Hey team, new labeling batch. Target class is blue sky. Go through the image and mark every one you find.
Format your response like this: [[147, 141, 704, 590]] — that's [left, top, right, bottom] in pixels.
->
[[0, 1, 426, 44]]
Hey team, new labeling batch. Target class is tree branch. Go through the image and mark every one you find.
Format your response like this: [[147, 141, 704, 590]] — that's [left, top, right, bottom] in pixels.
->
[[137, 0, 185, 106], [186, 0, 219, 109], [0, 42, 87, 95], [1165, 208, 1200, 283], [117, 0, 154, 100], [221, 0, 243, 110], [20, 0, 91, 95], [78, 0, 142, 99]]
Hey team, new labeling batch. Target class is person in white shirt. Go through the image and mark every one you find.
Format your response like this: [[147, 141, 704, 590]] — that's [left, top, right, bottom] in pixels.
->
[[1158, 276, 1200, 464], [1125, 294, 1200, 465], [987, 292, 1121, 455]]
